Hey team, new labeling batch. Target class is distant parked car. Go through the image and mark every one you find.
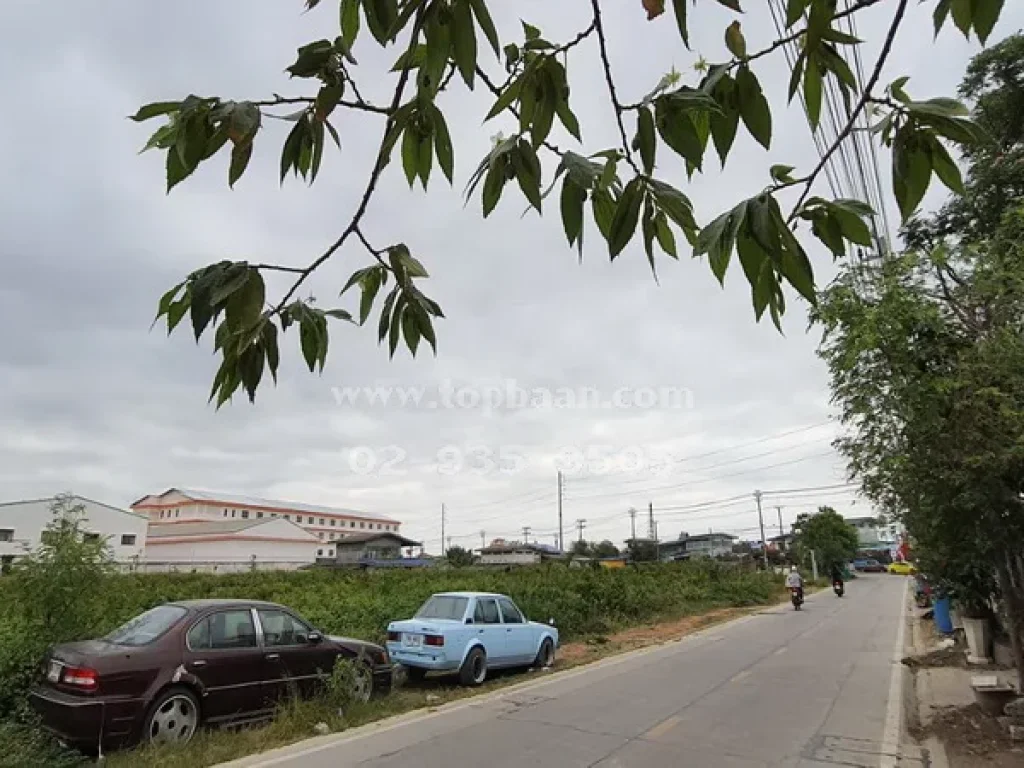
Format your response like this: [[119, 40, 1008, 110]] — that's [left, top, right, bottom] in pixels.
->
[[888, 561, 917, 575], [30, 599, 392, 752], [853, 558, 886, 573], [386, 592, 558, 686]]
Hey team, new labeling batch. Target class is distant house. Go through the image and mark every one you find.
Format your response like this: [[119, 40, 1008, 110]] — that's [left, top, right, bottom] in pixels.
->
[[478, 541, 564, 566], [660, 532, 738, 560], [844, 516, 896, 549], [145, 518, 319, 572], [331, 532, 423, 566], [768, 533, 795, 552]]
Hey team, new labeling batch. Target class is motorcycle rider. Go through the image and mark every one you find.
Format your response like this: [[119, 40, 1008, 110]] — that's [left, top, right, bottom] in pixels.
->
[[785, 566, 804, 602], [830, 562, 844, 589]]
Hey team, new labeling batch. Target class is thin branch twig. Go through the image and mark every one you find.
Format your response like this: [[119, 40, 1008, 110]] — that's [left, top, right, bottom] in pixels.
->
[[589, 0, 641, 175], [253, 264, 308, 274], [555, 20, 597, 55], [273, 10, 426, 312], [788, 0, 909, 221], [253, 94, 392, 115]]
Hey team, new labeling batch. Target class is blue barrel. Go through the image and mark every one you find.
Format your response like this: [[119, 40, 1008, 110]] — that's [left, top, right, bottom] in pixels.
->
[[933, 596, 954, 634]]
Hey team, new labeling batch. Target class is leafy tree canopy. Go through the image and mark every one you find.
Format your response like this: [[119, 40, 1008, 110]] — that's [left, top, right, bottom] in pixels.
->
[[792, 506, 859, 570], [129, 0, 1004, 405]]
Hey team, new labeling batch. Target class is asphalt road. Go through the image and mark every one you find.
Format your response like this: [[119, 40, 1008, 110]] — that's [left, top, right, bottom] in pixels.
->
[[228, 575, 923, 768]]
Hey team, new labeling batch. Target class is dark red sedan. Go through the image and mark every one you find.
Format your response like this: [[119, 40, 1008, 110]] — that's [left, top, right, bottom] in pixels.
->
[[29, 599, 392, 752]]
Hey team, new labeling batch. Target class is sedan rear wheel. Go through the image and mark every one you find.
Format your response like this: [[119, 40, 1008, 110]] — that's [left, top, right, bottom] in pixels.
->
[[459, 647, 487, 687], [145, 687, 199, 746], [534, 638, 555, 668]]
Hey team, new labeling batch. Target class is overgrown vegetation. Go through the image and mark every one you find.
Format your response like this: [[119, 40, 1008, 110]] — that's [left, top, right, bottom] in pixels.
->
[[0, 528, 780, 767]]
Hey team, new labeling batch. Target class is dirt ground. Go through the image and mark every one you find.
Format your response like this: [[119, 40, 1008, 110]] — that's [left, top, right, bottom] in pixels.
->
[[914, 704, 1024, 767], [556, 606, 755, 667]]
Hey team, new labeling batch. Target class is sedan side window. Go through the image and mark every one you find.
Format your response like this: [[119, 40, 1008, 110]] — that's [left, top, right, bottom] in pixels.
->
[[497, 598, 524, 624], [187, 617, 211, 650], [474, 599, 501, 624], [258, 609, 311, 647], [207, 610, 257, 649]]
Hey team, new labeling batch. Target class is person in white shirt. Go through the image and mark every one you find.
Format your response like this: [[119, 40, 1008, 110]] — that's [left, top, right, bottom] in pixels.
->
[[785, 567, 804, 601]]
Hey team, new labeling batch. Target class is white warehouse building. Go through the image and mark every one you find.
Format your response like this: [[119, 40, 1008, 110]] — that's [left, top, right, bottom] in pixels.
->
[[0, 496, 148, 568]]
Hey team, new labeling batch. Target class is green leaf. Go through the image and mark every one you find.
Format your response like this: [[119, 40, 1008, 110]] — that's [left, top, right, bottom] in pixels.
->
[[388, 296, 404, 358], [785, 0, 808, 28], [166, 147, 196, 192], [416, 132, 433, 190], [972, 0, 1003, 44], [916, 114, 986, 146], [829, 206, 872, 247], [906, 98, 970, 119], [513, 140, 543, 212], [736, 66, 772, 149], [156, 281, 186, 321], [469, 0, 500, 56], [892, 125, 932, 222], [391, 45, 427, 72], [709, 75, 739, 167], [287, 39, 334, 78], [238, 344, 265, 404], [131, 102, 182, 122], [359, 268, 383, 325], [485, 76, 523, 121], [715, 0, 742, 10], [950, 0, 971, 38], [364, 0, 399, 44], [429, 105, 454, 184], [309, 120, 326, 184], [481, 162, 506, 216], [635, 107, 656, 174], [609, 178, 644, 259], [641, 200, 658, 276], [591, 188, 617, 243], [280, 116, 307, 183], [402, 125, 419, 188], [378, 289, 398, 342], [340, 0, 361, 50], [556, 99, 582, 142], [655, 98, 705, 169], [925, 134, 964, 195], [725, 21, 747, 59], [451, 0, 478, 87], [654, 212, 677, 258], [671, 0, 690, 49], [560, 178, 586, 252], [400, 305, 421, 355], [263, 321, 280, 383], [522, 21, 541, 41], [820, 28, 862, 45], [812, 211, 847, 258], [649, 179, 697, 241], [787, 51, 806, 104], [770, 164, 796, 185], [299, 314, 321, 372], [933, 0, 951, 37], [804, 55, 823, 132]]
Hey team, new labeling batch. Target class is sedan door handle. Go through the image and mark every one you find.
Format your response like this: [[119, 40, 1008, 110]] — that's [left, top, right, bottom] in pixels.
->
[[506, 629, 512, 633], [190, 660, 207, 668], [265, 653, 280, 661]]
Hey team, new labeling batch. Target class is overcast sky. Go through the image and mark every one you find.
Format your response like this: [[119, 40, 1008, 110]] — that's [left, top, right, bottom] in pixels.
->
[[1, 1, 1020, 552]]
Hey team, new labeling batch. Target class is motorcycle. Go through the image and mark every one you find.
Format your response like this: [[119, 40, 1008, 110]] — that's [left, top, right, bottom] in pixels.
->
[[790, 586, 804, 610], [833, 580, 844, 597]]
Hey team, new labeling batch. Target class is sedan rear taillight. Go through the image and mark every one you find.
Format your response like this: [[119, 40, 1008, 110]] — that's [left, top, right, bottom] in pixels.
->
[[62, 665, 98, 691], [424, 635, 444, 647], [387, 631, 401, 642]]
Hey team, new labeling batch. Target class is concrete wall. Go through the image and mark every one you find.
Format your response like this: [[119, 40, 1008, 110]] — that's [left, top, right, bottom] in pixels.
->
[[142, 536, 316, 565], [0, 497, 147, 562], [126, 560, 308, 574]]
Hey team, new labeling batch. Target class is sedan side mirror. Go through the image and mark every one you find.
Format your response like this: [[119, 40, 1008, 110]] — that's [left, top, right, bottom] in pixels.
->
[[549, 618, 556, 626], [308, 631, 323, 644]]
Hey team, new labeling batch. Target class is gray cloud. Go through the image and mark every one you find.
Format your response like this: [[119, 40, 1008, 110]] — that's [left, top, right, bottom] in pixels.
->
[[1, 0, 1019, 550]]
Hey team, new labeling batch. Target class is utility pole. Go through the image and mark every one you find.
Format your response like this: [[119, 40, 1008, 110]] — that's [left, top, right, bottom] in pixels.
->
[[754, 490, 768, 569], [522, 526, 531, 544], [576, 518, 586, 542], [479, 530, 486, 550], [777, 506, 784, 538], [441, 503, 446, 557], [628, 507, 637, 543], [557, 471, 564, 552], [447, 536, 452, 552], [649, 502, 657, 562]]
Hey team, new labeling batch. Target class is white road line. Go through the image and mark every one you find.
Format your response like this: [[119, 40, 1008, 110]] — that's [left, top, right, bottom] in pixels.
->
[[880, 577, 910, 768]]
